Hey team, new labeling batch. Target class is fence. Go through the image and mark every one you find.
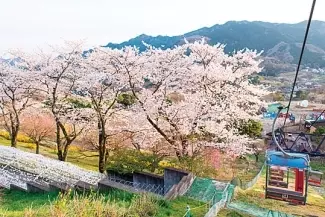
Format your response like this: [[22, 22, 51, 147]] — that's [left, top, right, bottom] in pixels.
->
[[202, 163, 264, 216], [230, 164, 265, 190], [226, 164, 296, 217], [204, 184, 235, 217], [105, 176, 166, 195], [183, 162, 297, 217], [182, 183, 234, 217], [228, 201, 296, 217]]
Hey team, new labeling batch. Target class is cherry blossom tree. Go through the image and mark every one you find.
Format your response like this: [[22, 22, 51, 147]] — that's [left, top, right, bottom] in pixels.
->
[[0, 56, 37, 147], [122, 40, 265, 160], [76, 48, 129, 172], [36, 42, 90, 161], [20, 109, 55, 154], [0, 40, 266, 167]]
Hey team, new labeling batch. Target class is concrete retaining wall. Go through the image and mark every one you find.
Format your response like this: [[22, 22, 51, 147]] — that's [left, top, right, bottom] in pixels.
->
[[164, 173, 195, 200], [133, 171, 164, 186], [164, 168, 189, 194]]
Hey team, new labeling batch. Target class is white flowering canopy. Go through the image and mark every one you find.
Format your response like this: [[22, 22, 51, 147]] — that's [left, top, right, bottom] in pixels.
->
[[98, 39, 267, 156], [0, 39, 266, 159]]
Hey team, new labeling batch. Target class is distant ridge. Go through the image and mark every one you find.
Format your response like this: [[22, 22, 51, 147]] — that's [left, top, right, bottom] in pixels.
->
[[104, 20, 325, 76]]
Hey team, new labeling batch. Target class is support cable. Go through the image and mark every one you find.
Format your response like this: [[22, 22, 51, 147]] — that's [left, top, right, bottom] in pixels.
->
[[272, 0, 316, 164], [283, 0, 316, 127]]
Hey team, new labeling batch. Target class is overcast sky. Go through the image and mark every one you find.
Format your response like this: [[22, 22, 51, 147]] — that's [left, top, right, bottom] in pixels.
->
[[0, 0, 324, 53]]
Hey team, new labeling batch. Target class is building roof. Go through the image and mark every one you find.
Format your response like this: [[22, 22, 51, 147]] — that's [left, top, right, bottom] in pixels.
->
[[267, 103, 288, 113]]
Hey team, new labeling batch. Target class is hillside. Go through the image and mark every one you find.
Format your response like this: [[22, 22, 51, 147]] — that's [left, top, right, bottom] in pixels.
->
[[105, 20, 325, 76]]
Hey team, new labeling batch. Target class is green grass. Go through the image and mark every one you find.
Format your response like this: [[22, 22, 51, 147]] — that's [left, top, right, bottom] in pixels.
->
[[310, 161, 325, 174], [0, 189, 59, 217], [0, 188, 133, 217], [233, 172, 325, 217], [0, 189, 206, 217], [217, 209, 254, 217], [0, 137, 209, 216], [232, 154, 265, 183], [0, 190, 207, 217], [157, 197, 207, 217]]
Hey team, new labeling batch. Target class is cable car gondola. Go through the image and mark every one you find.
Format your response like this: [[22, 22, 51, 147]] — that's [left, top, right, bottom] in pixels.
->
[[265, 151, 310, 205]]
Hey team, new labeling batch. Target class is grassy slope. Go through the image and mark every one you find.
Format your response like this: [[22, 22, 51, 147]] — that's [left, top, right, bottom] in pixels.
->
[[0, 138, 207, 217], [0, 190, 60, 217], [0, 189, 206, 217], [215, 153, 265, 182], [3, 137, 325, 216], [157, 197, 207, 217], [0, 189, 134, 217], [217, 209, 254, 217], [233, 172, 325, 217]]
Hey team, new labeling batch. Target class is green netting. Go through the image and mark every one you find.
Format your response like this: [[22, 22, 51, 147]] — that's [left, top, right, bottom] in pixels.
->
[[185, 177, 228, 202], [204, 184, 235, 217], [183, 163, 295, 217], [228, 202, 296, 217], [225, 165, 295, 217], [185, 177, 214, 201]]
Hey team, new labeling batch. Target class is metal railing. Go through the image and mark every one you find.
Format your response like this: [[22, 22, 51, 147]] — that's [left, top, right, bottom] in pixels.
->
[[106, 175, 166, 195]]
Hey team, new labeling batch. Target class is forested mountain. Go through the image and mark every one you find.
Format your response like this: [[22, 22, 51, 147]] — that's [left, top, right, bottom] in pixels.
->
[[105, 20, 325, 76]]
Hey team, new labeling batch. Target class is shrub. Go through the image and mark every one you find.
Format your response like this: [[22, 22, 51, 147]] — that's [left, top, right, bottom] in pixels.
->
[[295, 90, 309, 100], [48, 192, 128, 217], [106, 148, 164, 174], [24, 143, 36, 150], [170, 155, 218, 179], [0, 130, 33, 143], [128, 193, 159, 217], [22, 192, 160, 217], [117, 93, 136, 107], [272, 92, 285, 101], [66, 98, 91, 108], [17, 134, 33, 143], [313, 126, 325, 144], [0, 131, 10, 140], [237, 119, 263, 138], [69, 145, 81, 152]]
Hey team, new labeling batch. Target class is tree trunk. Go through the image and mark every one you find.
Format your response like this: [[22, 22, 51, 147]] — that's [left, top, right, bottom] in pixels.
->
[[8, 112, 19, 148], [254, 153, 259, 163], [56, 122, 64, 160], [175, 140, 189, 161], [99, 148, 106, 173], [181, 140, 189, 156], [10, 122, 19, 148], [175, 150, 183, 161], [98, 120, 107, 173], [57, 149, 64, 161], [62, 140, 72, 162], [35, 141, 40, 154], [10, 131, 18, 148]]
